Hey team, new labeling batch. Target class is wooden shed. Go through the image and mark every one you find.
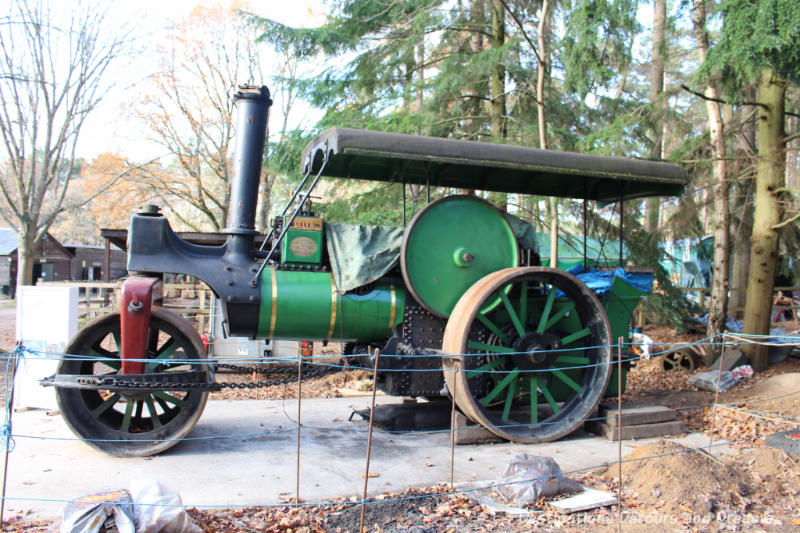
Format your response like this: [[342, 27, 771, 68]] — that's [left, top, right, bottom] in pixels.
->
[[0, 229, 74, 298]]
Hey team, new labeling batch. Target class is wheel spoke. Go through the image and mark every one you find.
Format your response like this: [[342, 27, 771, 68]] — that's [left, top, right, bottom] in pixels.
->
[[153, 391, 184, 408], [156, 338, 178, 358], [476, 314, 509, 344], [519, 281, 528, 325], [529, 377, 538, 424], [561, 327, 591, 346], [539, 381, 560, 414], [536, 287, 556, 333], [501, 377, 518, 422], [91, 393, 120, 417], [120, 401, 134, 433], [541, 302, 575, 332], [554, 355, 590, 365], [154, 395, 171, 412], [465, 357, 506, 378], [498, 290, 525, 338], [145, 396, 162, 429], [112, 331, 121, 352], [467, 341, 514, 354], [88, 348, 120, 371], [147, 328, 160, 356], [147, 337, 178, 371], [480, 368, 520, 406], [552, 369, 583, 393]]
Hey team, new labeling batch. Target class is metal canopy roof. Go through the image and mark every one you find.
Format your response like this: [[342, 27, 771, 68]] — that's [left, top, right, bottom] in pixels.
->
[[301, 128, 686, 201]]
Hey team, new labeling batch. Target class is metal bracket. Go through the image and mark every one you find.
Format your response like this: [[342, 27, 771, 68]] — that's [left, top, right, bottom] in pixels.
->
[[120, 277, 161, 375]]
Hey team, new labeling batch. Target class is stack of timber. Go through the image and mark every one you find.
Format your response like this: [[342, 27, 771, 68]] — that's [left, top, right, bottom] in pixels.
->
[[586, 402, 685, 441]]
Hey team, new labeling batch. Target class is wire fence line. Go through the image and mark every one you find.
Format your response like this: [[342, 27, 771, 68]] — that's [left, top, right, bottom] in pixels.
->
[[0, 333, 797, 527], [0, 331, 740, 368]]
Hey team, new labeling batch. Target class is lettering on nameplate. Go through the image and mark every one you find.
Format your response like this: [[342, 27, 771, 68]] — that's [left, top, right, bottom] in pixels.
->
[[290, 217, 322, 231]]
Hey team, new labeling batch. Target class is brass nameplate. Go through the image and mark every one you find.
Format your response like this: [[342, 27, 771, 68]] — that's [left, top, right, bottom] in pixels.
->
[[289, 217, 323, 231], [289, 236, 318, 257]]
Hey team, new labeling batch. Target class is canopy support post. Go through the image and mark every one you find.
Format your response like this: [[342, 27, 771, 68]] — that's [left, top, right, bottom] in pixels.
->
[[619, 194, 624, 265]]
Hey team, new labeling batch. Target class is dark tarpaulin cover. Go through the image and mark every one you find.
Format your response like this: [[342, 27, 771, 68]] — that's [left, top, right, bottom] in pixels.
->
[[325, 222, 404, 293]]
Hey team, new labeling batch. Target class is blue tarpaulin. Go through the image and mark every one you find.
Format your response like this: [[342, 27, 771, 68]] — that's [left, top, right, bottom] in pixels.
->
[[565, 266, 655, 295]]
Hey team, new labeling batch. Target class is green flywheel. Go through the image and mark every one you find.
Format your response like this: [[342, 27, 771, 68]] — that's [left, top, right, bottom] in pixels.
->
[[401, 195, 519, 317]]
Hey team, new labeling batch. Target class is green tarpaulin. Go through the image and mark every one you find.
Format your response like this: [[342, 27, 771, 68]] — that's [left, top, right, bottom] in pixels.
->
[[325, 222, 404, 293], [324, 214, 620, 292]]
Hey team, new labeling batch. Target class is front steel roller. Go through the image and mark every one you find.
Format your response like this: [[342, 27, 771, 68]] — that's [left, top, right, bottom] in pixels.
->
[[442, 267, 612, 443], [56, 309, 210, 456]]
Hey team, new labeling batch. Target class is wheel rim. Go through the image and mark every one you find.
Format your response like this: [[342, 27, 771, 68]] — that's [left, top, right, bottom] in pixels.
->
[[56, 310, 209, 456], [443, 267, 612, 443]]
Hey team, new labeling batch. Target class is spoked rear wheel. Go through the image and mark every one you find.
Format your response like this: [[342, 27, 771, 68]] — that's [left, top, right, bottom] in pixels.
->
[[442, 267, 612, 443], [56, 309, 210, 457]]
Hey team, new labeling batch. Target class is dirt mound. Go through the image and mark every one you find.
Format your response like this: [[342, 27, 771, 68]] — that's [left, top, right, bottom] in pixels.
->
[[620, 440, 748, 516], [745, 372, 800, 397], [732, 446, 800, 503], [727, 372, 800, 417]]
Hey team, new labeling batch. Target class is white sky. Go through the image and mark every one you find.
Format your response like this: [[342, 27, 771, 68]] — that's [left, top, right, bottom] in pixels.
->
[[76, 0, 325, 161]]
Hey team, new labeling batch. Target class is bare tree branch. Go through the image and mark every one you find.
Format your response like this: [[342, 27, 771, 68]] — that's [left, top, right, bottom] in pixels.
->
[[0, 0, 131, 287]]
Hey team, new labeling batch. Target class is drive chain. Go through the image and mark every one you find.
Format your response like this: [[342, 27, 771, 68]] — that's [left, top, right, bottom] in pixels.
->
[[81, 364, 342, 393]]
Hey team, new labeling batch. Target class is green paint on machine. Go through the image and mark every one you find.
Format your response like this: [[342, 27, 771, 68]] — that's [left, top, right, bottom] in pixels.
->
[[256, 267, 405, 342]]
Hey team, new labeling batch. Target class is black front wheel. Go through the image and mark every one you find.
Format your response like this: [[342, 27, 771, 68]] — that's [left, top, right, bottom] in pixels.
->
[[56, 309, 210, 457]]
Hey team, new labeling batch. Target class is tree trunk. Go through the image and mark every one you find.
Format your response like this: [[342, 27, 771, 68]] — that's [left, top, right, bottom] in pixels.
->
[[729, 86, 757, 318], [534, 0, 557, 267], [692, 0, 730, 364], [488, 0, 508, 210], [742, 70, 786, 371], [645, 0, 666, 233], [257, 173, 272, 232], [16, 227, 36, 288], [490, 0, 506, 140]]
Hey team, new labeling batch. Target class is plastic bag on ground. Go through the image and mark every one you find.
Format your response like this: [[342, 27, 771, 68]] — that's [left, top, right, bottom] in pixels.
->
[[730, 364, 754, 380], [496, 454, 582, 507], [688, 370, 738, 392], [131, 479, 202, 533], [60, 489, 136, 533]]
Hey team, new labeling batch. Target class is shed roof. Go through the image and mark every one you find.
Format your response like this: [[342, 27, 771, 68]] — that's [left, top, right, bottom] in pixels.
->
[[0, 229, 17, 255]]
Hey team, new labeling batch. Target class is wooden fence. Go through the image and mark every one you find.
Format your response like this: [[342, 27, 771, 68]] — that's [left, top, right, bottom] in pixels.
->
[[35, 280, 214, 332]]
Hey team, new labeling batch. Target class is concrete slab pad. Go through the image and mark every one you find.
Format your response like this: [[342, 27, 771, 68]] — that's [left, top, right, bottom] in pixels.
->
[[3, 397, 730, 520]]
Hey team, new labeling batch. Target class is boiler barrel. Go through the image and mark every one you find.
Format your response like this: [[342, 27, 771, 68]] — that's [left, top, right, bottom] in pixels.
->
[[256, 267, 405, 342]]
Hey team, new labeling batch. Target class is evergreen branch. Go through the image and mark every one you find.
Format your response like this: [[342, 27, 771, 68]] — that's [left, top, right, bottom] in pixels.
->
[[680, 84, 770, 110]]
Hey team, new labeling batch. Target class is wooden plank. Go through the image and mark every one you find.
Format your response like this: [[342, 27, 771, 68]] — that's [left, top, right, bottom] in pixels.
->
[[597, 402, 676, 427], [549, 487, 618, 514], [453, 412, 504, 445], [586, 420, 686, 441]]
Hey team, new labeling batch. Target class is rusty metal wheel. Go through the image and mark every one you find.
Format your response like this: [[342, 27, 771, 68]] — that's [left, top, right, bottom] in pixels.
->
[[442, 267, 612, 443], [661, 349, 697, 372], [56, 309, 210, 457]]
